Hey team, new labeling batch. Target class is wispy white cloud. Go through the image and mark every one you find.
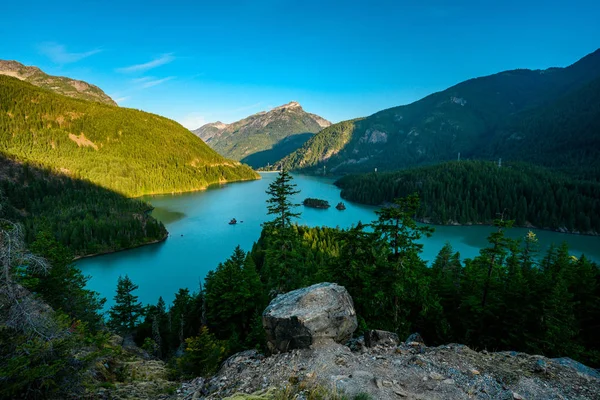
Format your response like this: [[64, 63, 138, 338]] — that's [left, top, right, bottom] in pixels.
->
[[131, 76, 153, 83], [113, 96, 131, 104], [117, 54, 175, 73], [38, 42, 102, 64], [179, 112, 207, 130], [140, 76, 175, 88]]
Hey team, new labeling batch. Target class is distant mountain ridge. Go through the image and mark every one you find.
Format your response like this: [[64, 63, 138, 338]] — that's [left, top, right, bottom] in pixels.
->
[[275, 49, 600, 177], [193, 101, 330, 168], [0, 60, 117, 106]]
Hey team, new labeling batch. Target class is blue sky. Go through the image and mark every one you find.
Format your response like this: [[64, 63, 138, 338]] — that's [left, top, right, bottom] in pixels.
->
[[1, 0, 599, 129]]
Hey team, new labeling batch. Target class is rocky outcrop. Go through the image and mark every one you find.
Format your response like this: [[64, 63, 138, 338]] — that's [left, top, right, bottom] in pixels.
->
[[364, 329, 399, 348], [262, 283, 357, 353], [0, 60, 117, 106], [406, 332, 425, 345], [177, 340, 600, 400]]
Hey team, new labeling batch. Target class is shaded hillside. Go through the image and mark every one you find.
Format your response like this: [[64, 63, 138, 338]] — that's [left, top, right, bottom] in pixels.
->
[[0, 60, 117, 106], [241, 133, 313, 169], [0, 154, 167, 257], [276, 49, 600, 175], [490, 76, 600, 179], [335, 161, 600, 234], [0, 75, 258, 197], [194, 102, 330, 168], [274, 120, 360, 171]]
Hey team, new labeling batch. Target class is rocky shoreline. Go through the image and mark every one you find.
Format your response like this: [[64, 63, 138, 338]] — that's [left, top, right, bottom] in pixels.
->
[[413, 217, 600, 237], [73, 232, 168, 261]]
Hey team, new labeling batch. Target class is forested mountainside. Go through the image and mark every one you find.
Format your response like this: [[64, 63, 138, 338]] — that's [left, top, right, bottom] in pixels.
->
[[0, 75, 258, 197], [490, 76, 600, 179], [0, 60, 117, 106], [335, 161, 600, 234], [0, 154, 166, 257], [193, 101, 330, 168], [275, 49, 600, 177]]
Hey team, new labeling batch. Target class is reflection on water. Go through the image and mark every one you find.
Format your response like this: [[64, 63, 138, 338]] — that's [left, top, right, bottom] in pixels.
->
[[148, 206, 186, 224]]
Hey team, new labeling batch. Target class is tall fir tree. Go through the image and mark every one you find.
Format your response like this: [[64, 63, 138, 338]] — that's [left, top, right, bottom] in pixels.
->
[[264, 169, 300, 231], [262, 169, 302, 293], [108, 275, 144, 333]]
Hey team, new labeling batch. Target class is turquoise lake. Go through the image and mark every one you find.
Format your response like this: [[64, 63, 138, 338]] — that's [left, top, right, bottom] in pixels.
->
[[78, 173, 600, 308]]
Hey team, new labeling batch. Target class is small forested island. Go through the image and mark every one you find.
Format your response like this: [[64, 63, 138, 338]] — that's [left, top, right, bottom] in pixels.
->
[[303, 197, 331, 209], [336, 202, 346, 210]]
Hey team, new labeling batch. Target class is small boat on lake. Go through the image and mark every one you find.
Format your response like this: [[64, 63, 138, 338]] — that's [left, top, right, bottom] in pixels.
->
[[229, 218, 237, 225], [336, 202, 346, 210]]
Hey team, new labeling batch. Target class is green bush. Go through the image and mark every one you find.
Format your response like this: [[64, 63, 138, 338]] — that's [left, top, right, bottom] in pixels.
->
[[175, 327, 228, 378]]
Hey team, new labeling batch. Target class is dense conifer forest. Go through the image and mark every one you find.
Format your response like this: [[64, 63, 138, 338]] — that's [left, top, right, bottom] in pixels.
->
[[0, 154, 167, 257], [0, 75, 258, 197], [335, 161, 600, 234]]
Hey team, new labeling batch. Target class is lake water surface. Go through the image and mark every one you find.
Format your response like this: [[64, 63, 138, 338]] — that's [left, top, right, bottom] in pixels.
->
[[78, 173, 600, 308]]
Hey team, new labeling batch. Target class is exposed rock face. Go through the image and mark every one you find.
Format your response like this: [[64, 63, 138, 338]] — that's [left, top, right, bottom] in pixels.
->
[[0, 60, 117, 106], [262, 283, 357, 353], [364, 329, 399, 348], [406, 332, 425, 345]]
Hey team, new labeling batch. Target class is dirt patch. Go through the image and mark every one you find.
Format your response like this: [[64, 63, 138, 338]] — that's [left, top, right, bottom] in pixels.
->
[[69, 132, 99, 150], [0, 70, 25, 80], [67, 111, 84, 120]]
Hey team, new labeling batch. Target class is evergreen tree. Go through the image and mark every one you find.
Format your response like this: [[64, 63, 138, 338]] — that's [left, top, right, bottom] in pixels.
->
[[204, 246, 265, 349], [362, 194, 441, 337], [26, 231, 106, 330], [480, 217, 514, 309], [168, 288, 198, 351], [430, 243, 462, 340], [262, 170, 302, 293], [176, 326, 228, 378], [372, 193, 433, 258], [108, 275, 144, 333], [264, 169, 300, 231]]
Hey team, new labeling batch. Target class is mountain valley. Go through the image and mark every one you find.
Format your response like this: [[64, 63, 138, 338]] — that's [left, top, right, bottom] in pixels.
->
[[194, 101, 330, 168]]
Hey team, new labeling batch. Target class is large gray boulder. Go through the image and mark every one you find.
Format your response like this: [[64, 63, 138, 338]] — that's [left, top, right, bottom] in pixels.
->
[[262, 282, 357, 353]]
